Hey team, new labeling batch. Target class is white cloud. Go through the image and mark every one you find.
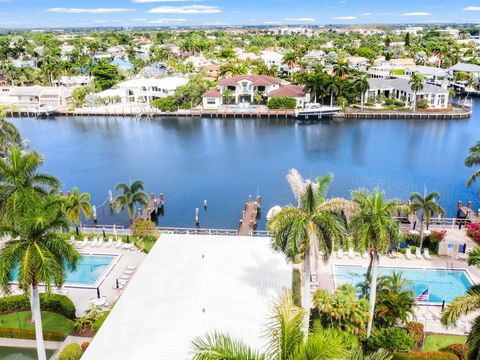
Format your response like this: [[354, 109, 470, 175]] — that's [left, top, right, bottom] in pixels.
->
[[147, 18, 187, 23], [401, 12, 431, 16], [263, 21, 284, 25], [283, 17, 315, 22], [360, 12, 372, 16], [47, 8, 136, 14], [463, 6, 480, 11], [333, 16, 356, 20], [148, 5, 220, 14], [133, 18, 148, 21]]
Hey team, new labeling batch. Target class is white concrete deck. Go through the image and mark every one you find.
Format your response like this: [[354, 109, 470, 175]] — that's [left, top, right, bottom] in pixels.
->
[[82, 234, 292, 360]]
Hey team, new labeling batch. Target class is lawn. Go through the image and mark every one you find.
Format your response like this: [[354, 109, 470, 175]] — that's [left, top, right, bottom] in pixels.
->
[[423, 334, 467, 351], [0, 311, 74, 337]]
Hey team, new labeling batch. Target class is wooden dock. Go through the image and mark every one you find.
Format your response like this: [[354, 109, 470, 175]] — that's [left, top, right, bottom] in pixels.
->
[[239, 195, 261, 236], [136, 193, 165, 221]]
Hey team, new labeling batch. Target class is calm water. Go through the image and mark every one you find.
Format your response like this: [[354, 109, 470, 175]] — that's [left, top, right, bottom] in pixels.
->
[[335, 265, 473, 303], [0, 347, 54, 360], [8, 99, 480, 229]]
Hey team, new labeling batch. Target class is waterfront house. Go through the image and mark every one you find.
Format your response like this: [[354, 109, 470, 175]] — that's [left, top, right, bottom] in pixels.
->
[[0, 86, 72, 107], [267, 85, 309, 108], [366, 78, 449, 109], [52, 75, 94, 87], [448, 63, 480, 78], [97, 76, 188, 104]]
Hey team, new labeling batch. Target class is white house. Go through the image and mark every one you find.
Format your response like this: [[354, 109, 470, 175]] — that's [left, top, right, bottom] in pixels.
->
[[366, 78, 449, 109], [97, 76, 188, 104], [260, 50, 284, 68], [267, 85, 309, 108], [448, 63, 480, 79], [0, 86, 72, 107], [52, 75, 93, 87]]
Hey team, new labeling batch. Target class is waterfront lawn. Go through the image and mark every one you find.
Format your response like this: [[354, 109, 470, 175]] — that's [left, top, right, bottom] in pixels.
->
[[0, 311, 74, 337], [423, 334, 467, 351]]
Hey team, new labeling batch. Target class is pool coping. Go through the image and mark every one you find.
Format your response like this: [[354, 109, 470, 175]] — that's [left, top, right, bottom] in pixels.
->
[[330, 263, 475, 306]]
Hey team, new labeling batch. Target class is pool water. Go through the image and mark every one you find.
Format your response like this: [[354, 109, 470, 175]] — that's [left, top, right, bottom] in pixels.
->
[[0, 346, 55, 360], [11, 255, 116, 287], [334, 265, 473, 303]]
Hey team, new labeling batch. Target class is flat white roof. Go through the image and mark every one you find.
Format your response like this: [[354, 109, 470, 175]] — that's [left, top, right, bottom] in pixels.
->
[[82, 234, 291, 360]]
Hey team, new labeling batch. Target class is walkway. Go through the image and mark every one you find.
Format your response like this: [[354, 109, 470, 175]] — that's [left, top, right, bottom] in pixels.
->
[[239, 196, 261, 236]]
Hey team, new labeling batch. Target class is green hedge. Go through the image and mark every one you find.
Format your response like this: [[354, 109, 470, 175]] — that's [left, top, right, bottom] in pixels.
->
[[59, 343, 83, 360], [92, 310, 110, 334], [150, 96, 177, 111], [393, 351, 459, 360], [0, 327, 64, 341], [0, 294, 76, 320], [267, 96, 297, 110], [292, 269, 302, 307], [367, 327, 415, 353]]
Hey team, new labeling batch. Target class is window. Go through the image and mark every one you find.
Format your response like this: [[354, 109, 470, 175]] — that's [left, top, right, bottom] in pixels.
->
[[206, 98, 216, 105]]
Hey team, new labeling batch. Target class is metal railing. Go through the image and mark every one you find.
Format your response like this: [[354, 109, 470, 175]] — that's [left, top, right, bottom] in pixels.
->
[[154, 227, 239, 236], [393, 216, 472, 230], [250, 230, 273, 237]]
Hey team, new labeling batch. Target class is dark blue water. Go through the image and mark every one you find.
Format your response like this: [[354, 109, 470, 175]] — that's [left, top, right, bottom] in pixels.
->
[[8, 100, 480, 229]]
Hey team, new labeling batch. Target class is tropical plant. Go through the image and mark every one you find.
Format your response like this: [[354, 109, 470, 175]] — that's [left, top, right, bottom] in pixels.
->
[[333, 59, 350, 78], [112, 180, 149, 223], [409, 190, 444, 249], [269, 170, 350, 321], [0, 195, 80, 360], [442, 246, 480, 360], [354, 75, 370, 111], [349, 349, 393, 360], [408, 74, 424, 111], [350, 188, 404, 336], [366, 327, 415, 353], [326, 76, 342, 107], [74, 303, 105, 333], [222, 89, 234, 105], [0, 145, 60, 224], [192, 290, 351, 360], [465, 141, 480, 189], [0, 111, 21, 154], [64, 187, 92, 227]]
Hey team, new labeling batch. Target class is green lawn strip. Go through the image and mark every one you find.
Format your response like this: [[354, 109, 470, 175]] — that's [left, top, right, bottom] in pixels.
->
[[423, 334, 467, 351], [0, 311, 74, 337]]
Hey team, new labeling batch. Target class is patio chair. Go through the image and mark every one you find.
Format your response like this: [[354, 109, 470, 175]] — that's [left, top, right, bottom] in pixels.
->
[[415, 247, 422, 259], [348, 248, 355, 259], [405, 248, 413, 260], [337, 248, 343, 259], [106, 237, 113, 248], [115, 238, 123, 249], [123, 269, 134, 275], [126, 265, 137, 271], [423, 248, 432, 260], [97, 238, 104, 248]]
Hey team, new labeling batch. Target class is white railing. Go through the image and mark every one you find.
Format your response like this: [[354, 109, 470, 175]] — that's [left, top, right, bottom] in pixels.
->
[[393, 216, 473, 230], [154, 227, 239, 236], [250, 230, 273, 237]]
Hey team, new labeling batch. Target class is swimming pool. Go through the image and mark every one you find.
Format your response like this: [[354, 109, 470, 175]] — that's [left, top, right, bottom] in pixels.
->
[[11, 254, 118, 288], [334, 265, 474, 303]]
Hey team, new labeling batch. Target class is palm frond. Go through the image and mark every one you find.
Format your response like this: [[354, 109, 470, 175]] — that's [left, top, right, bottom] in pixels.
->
[[192, 332, 264, 360]]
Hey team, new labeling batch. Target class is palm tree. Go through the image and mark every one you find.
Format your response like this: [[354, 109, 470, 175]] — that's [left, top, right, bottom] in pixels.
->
[[465, 141, 480, 189], [0, 146, 60, 223], [408, 74, 424, 111], [333, 59, 349, 78], [0, 113, 21, 154], [354, 75, 370, 112], [326, 76, 341, 107], [0, 195, 80, 360], [269, 170, 350, 317], [283, 52, 299, 77], [112, 180, 149, 223], [442, 247, 480, 360], [409, 190, 444, 249], [222, 89, 234, 105], [349, 188, 404, 336], [192, 290, 350, 360], [64, 187, 92, 228]]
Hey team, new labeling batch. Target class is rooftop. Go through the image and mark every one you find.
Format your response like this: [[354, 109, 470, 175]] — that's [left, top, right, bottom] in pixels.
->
[[82, 234, 291, 360]]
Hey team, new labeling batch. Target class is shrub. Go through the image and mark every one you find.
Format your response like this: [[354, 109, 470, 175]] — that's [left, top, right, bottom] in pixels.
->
[[430, 230, 447, 243], [0, 294, 76, 320], [92, 310, 110, 334], [466, 223, 480, 243], [81, 342, 90, 351], [416, 99, 429, 109], [150, 96, 177, 112], [59, 343, 83, 360], [367, 327, 415, 353], [267, 96, 297, 110], [407, 322, 424, 347], [443, 343, 469, 360], [292, 269, 302, 307], [0, 327, 64, 341], [392, 351, 459, 360]]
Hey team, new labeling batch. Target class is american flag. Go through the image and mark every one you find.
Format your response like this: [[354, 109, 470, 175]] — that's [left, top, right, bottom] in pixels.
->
[[415, 288, 430, 302]]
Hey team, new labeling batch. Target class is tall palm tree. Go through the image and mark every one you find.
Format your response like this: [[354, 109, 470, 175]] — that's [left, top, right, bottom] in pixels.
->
[[333, 59, 349, 78], [64, 187, 92, 228], [442, 247, 480, 360], [112, 179, 149, 223], [0, 195, 80, 360], [0, 146, 60, 223], [409, 190, 444, 249], [408, 74, 424, 112], [349, 188, 404, 337], [354, 75, 370, 112], [465, 141, 480, 189], [0, 113, 21, 154], [269, 170, 350, 317], [326, 76, 341, 107], [192, 290, 350, 360], [283, 52, 299, 77]]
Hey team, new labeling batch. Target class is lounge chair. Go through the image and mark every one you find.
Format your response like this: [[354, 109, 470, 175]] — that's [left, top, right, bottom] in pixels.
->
[[106, 237, 113, 248], [423, 248, 432, 260], [97, 238, 104, 248], [415, 247, 422, 259], [115, 238, 123, 249], [119, 274, 130, 280], [348, 248, 355, 259], [80, 236, 88, 248], [123, 269, 134, 275], [405, 248, 413, 260], [126, 265, 137, 271], [91, 237, 98, 247], [337, 249, 344, 259]]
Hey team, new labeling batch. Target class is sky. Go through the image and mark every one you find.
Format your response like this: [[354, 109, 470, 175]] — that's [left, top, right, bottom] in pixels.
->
[[2, 0, 480, 28]]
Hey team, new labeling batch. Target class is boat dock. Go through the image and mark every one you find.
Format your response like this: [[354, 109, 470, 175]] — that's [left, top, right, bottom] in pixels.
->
[[239, 195, 261, 236], [136, 193, 165, 221], [336, 110, 471, 120]]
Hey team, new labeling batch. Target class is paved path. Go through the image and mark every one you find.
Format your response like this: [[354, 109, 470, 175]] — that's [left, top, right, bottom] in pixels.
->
[[0, 337, 61, 349]]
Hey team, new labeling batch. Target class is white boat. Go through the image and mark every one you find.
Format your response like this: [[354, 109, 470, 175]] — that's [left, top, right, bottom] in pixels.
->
[[35, 105, 61, 118], [266, 205, 282, 221], [295, 103, 342, 120]]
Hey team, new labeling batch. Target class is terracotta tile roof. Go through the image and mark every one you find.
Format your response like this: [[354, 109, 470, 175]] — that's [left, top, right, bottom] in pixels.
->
[[267, 85, 305, 98], [202, 88, 222, 97], [218, 75, 282, 86]]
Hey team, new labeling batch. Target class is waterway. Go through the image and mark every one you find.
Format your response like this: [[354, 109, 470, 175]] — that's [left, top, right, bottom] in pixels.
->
[[9, 100, 480, 229]]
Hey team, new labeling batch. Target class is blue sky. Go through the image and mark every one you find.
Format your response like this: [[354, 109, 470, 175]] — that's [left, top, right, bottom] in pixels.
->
[[2, 0, 480, 28]]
